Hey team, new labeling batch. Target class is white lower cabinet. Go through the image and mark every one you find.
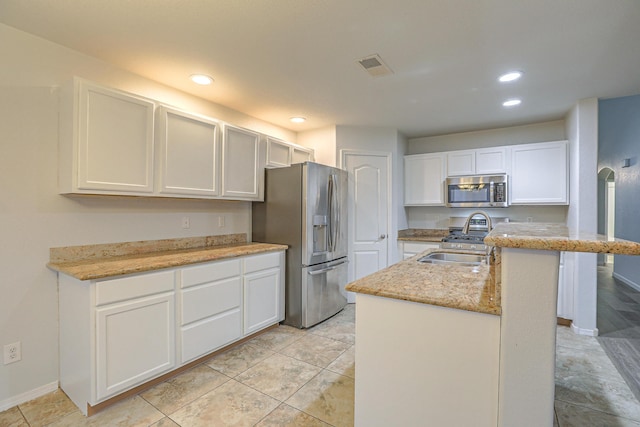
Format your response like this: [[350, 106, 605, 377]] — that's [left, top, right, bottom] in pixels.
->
[[96, 292, 175, 400], [400, 241, 441, 259], [243, 252, 284, 335], [58, 250, 285, 415], [179, 259, 242, 364]]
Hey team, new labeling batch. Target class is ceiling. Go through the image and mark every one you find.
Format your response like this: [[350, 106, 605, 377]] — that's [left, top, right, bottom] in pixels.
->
[[1, 0, 639, 138]]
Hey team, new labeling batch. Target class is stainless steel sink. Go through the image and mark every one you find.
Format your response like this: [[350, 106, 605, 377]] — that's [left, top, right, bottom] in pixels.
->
[[417, 251, 487, 266]]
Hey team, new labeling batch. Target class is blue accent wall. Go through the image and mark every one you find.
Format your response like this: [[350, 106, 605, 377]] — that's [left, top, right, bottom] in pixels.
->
[[599, 94, 640, 287]]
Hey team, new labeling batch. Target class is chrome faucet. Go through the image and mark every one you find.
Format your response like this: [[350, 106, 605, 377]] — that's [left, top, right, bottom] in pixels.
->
[[462, 210, 492, 235]]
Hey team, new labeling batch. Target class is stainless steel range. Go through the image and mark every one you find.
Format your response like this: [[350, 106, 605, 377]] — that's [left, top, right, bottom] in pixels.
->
[[441, 215, 508, 250]]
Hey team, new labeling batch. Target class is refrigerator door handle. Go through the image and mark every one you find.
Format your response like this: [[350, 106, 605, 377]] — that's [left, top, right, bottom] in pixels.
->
[[308, 266, 337, 276], [327, 173, 339, 253], [307, 259, 349, 276], [327, 174, 335, 252]]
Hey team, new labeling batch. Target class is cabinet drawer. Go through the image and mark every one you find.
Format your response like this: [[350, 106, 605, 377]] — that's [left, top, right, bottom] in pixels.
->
[[96, 270, 175, 306], [181, 277, 241, 325], [244, 252, 281, 274], [180, 309, 241, 363], [181, 259, 241, 289]]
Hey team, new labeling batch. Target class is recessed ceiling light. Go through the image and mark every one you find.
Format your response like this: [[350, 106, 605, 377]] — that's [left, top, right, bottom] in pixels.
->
[[503, 99, 522, 107], [290, 117, 306, 123], [498, 71, 523, 83], [190, 74, 214, 85]]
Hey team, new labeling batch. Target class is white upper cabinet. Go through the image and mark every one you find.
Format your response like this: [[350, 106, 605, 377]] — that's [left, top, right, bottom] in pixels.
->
[[446, 147, 508, 176], [59, 78, 274, 201], [446, 150, 476, 176], [291, 145, 314, 164], [157, 106, 220, 197], [59, 78, 155, 195], [265, 137, 291, 168], [222, 124, 263, 200], [476, 147, 508, 175], [265, 136, 314, 168], [404, 153, 446, 206], [510, 140, 569, 205]]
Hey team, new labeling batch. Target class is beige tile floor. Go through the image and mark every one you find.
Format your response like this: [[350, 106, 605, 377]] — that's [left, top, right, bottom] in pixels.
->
[[2, 304, 640, 426]]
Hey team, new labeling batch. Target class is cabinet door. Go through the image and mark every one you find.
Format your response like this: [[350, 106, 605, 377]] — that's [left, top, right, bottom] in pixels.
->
[[510, 141, 568, 205], [291, 145, 314, 164], [96, 292, 175, 400], [77, 81, 155, 193], [244, 267, 281, 335], [265, 137, 291, 168], [447, 150, 476, 176], [157, 106, 220, 196], [221, 124, 262, 200], [404, 154, 445, 205], [476, 147, 508, 175], [402, 242, 440, 259]]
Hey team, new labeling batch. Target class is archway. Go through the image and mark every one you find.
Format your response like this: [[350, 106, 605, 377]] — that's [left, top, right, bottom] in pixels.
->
[[597, 167, 616, 266]]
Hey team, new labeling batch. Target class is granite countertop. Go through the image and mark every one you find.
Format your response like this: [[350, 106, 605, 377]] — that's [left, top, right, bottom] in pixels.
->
[[47, 234, 287, 281], [348, 222, 640, 316], [485, 222, 640, 255], [345, 248, 501, 316], [398, 228, 448, 243]]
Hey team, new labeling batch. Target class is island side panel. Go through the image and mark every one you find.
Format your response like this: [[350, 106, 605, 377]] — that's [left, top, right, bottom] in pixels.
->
[[354, 293, 500, 427], [498, 248, 560, 427]]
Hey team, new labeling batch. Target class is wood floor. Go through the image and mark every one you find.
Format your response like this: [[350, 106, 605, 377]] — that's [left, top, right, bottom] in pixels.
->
[[597, 264, 640, 402]]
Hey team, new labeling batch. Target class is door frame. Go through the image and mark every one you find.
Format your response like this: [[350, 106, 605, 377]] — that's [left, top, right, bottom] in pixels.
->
[[339, 149, 393, 291]]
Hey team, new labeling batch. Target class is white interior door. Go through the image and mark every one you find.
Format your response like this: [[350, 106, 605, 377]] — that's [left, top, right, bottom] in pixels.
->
[[343, 151, 390, 303]]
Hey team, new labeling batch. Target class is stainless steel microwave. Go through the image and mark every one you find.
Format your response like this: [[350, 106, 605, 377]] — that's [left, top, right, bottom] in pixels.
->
[[446, 174, 508, 208]]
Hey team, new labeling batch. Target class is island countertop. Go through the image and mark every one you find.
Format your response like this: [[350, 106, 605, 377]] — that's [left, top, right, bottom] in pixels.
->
[[47, 234, 287, 281], [346, 222, 640, 316], [345, 248, 500, 316], [485, 222, 640, 254]]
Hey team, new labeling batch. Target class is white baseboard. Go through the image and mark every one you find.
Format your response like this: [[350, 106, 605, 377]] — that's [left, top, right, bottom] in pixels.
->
[[612, 272, 640, 292], [0, 381, 59, 412], [571, 322, 599, 337]]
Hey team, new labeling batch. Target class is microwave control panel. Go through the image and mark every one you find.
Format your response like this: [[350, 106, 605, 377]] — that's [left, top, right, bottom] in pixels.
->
[[495, 182, 506, 202]]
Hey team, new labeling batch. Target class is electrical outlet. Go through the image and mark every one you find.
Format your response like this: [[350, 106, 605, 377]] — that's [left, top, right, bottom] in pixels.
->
[[181, 217, 190, 229], [527, 217, 533, 223], [4, 342, 21, 365], [218, 216, 225, 228]]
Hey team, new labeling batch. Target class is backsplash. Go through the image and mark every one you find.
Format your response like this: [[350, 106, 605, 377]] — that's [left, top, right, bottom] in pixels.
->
[[406, 205, 568, 229], [49, 234, 247, 263]]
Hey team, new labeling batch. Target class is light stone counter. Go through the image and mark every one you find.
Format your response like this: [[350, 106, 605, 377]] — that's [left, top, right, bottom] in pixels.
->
[[47, 234, 287, 280], [350, 222, 640, 427], [397, 228, 448, 243], [345, 248, 500, 316], [485, 222, 640, 254]]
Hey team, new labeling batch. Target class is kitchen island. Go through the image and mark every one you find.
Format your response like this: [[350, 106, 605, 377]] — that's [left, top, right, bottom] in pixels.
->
[[346, 222, 640, 427]]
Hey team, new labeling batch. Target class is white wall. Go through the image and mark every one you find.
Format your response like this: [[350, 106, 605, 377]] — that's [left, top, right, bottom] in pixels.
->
[[406, 121, 569, 226], [0, 24, 295, 408], [298, 126, 337, 167], [408, 120, 566, 154], [564, 98, 599, 334]]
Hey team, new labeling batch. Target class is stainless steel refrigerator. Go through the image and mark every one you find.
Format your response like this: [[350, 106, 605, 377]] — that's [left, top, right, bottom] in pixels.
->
[[252, 162, 348, 328]]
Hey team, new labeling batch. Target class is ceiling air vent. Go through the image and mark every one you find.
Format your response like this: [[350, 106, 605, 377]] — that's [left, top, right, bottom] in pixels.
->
[[357, 54, 393, 77]]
